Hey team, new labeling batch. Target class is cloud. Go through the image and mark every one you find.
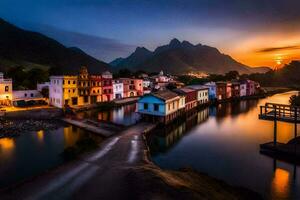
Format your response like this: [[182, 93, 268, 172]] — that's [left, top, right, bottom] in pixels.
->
[[18, 22, 136, 62], [256, 45, 300, 53]]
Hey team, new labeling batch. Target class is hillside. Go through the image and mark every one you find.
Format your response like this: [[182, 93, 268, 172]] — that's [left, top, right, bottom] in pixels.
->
[[111, 39, 270, 75], [0, 18, 110, 75]]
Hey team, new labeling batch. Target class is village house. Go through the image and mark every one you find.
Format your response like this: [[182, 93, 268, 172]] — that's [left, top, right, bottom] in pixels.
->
[[12, 90, 44, 106], [77, 67, 91, 105], [173, 88, 197, 111], [216, 82, 227, 100], [113, 80, 124, 99], [49, 75, 78, 108], [204, 82, 217, 100], [0, 72, 12, 106], [239, 81, 247, 97], [90, 75, 102, 104], [120, 78, 143, 98], [138, 90, 182, 124], [101, 71, 113, 102], [187, 85, 209, 105], [226, 82, 232, 99], [231, 81, 240, 98]]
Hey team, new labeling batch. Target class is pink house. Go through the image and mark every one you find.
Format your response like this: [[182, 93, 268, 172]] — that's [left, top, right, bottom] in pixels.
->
[[134, 79, 143, 96]]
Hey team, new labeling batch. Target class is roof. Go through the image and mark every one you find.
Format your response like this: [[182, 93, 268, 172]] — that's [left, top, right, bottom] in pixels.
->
[[151, 90, 179, 101], [187, 85, 209, 90], [174, 87, 195, 94]]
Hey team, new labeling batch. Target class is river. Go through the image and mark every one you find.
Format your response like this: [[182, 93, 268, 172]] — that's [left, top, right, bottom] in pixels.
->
[[147, 91, 300, 200]]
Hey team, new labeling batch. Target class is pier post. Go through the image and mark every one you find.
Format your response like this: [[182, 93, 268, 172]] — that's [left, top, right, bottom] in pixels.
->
[[295, 107, 298, 139], [274, 107, 277, 146]]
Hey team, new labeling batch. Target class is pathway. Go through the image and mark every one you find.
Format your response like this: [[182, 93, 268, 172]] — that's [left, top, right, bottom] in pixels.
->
[[0, 122, 156, 200]]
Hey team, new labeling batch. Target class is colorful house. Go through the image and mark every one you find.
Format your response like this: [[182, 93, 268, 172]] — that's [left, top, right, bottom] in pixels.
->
[[138, 90, 182, 124], [239, 81, 247, 97], [90, 75, 102, 104], [216, 82, 227, 100], [49, 75, 78, 108], [173, 88, 197, 111], [113, 80, 124, 99], [204, 82, 217, 100], [226, 82, 232, 99], [231, 81, 240, 98], [77, 66, 91, 105], [187, 85, 209, 105], [0, 72, 12, 106], [101, 71, 113, 102]]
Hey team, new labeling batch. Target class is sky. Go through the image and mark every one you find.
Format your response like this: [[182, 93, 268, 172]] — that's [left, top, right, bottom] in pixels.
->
[[1, 0, 300, 68]]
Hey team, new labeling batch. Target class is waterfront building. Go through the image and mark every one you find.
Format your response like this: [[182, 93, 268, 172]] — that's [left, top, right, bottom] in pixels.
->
[[173, 88, 197, 111], [49, 75, 78, 108], [231, 81, 240, 98], [77, 66, 91, 105], [120, 78, 143, 98], [216, 82, 227, 100], [204, 82, 217, 100], [0, 72, 12, 106], [138, 90, 182, 124], [187, 85, 209, 105], [12, 90, 44, 106], [239, 81, 247, 97], [134, 79, 144, 96], [90, 75, 102, 104], [101, 71, 113, 102], [245, 80, 256, 96], [113, 80, 124, 99], [226, 82, 232, 99]]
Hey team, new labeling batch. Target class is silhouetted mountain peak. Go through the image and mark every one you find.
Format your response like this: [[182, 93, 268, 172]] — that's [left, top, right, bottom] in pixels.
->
[[134, 47, 152, 54], [169, 38, 181, 47]]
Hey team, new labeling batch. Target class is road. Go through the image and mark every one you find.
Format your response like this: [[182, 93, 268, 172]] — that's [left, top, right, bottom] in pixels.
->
[[0, 122, 156, 200]]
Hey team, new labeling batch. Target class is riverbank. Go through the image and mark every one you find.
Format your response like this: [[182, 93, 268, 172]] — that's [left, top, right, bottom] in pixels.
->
[[0, 122, 261, 199]]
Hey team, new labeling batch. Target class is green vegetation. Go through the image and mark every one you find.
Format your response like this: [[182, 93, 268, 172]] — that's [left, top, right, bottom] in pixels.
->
[[61, 137, 99, 161], [6, 66, 49, 90]]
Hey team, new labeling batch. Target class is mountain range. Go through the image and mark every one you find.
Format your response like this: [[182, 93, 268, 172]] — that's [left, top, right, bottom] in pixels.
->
[[0, 18, 109, 75], [110, 39, 270, 74]]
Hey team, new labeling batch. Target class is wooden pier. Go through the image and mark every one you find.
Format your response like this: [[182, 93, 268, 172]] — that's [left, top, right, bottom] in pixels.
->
[[259, 103, 300, 162]]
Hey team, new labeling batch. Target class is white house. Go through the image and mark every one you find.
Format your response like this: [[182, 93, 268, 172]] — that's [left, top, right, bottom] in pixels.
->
[[113, 80, 124, 99], [13, 90, 43, 100], [37, 82, 50, 92], [187, 85, 209, 105], [240, 81, 247, 97]]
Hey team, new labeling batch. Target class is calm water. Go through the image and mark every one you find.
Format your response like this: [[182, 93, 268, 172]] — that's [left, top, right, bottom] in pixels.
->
[[148, 91, 300, 200], [77, 103, 140, 126], [0, 125, 103, 188]]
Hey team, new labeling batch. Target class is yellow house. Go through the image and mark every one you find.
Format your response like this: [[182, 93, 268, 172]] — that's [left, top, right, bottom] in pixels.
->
[[0, 72, 13, 106], [49, 75, 79, 108]]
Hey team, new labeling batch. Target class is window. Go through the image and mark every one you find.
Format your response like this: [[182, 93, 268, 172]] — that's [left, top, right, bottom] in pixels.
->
[[168, 104, 171, 111], [173, 102, 175, 109], [5, 86, 9, 92], [73, 89, 75, 93], [30, 93, 34, 97], [68, 89, 70, 93], [68, 80, 70, 84], [84, 96, 89, 103], [144, 103, 148, 110], [24, 93, 27, 97], [63, 80, 65, 85], [154, 104, 159, 111], [73, 81, 76, 84]]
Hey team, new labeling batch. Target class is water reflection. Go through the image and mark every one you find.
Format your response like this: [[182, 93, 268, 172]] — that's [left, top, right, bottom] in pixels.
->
[[149, 91, 300, 199], [79, 104, 140, 126], [0, 125, 103, 188]]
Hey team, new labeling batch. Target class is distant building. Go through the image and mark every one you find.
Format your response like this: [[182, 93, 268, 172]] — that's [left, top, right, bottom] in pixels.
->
[[138, 90, 182, 124], [90, 75, 102, 104], [187, 85, 209, 105], [239, 81, 247, 97], [101, 71, 113, 102], [37, 82, 50, 92], [49, 75, 78, 108], [204, 82, 217, 100], [78, 66, 91, 105], [120, 78, 143, 98], [0, 72, 13, 106], [173, 88, 197, 111], [216, 82, 227, 100], [113, 80, 124, 99], [226, 82, 232, 99], [231, 81, 240, 98]]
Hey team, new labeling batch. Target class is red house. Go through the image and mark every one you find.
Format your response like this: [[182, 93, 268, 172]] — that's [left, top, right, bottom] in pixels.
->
[[101, 71, 113, 102]]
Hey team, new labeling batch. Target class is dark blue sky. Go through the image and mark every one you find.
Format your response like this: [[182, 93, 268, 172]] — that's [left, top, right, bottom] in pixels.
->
[[1, 0, 300, 66]]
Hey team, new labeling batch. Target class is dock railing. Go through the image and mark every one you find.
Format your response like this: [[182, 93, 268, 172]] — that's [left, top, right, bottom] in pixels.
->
[[259, 103, 300, 123]]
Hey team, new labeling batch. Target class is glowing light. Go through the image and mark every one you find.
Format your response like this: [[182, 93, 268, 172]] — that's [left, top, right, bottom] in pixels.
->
[[271, 168, 290, 199], [37, 130, 44, 142]]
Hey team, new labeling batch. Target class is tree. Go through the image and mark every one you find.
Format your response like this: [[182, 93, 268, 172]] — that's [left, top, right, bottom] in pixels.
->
[[225, 71, 239, 80], [41, 87, 49, 99]]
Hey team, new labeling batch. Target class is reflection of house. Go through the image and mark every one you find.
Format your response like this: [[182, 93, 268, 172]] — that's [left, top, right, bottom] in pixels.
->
[[0, 72, 12, 106], [113, 80, 124, 99], [204, 82, 216, 100], [138, 90, 183, 124], [101, 71, 113, 102]]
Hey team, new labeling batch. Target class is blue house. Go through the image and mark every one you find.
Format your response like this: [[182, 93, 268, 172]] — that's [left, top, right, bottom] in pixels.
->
[[138, 90, 182, 124], [204, 82, 217, 100]]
